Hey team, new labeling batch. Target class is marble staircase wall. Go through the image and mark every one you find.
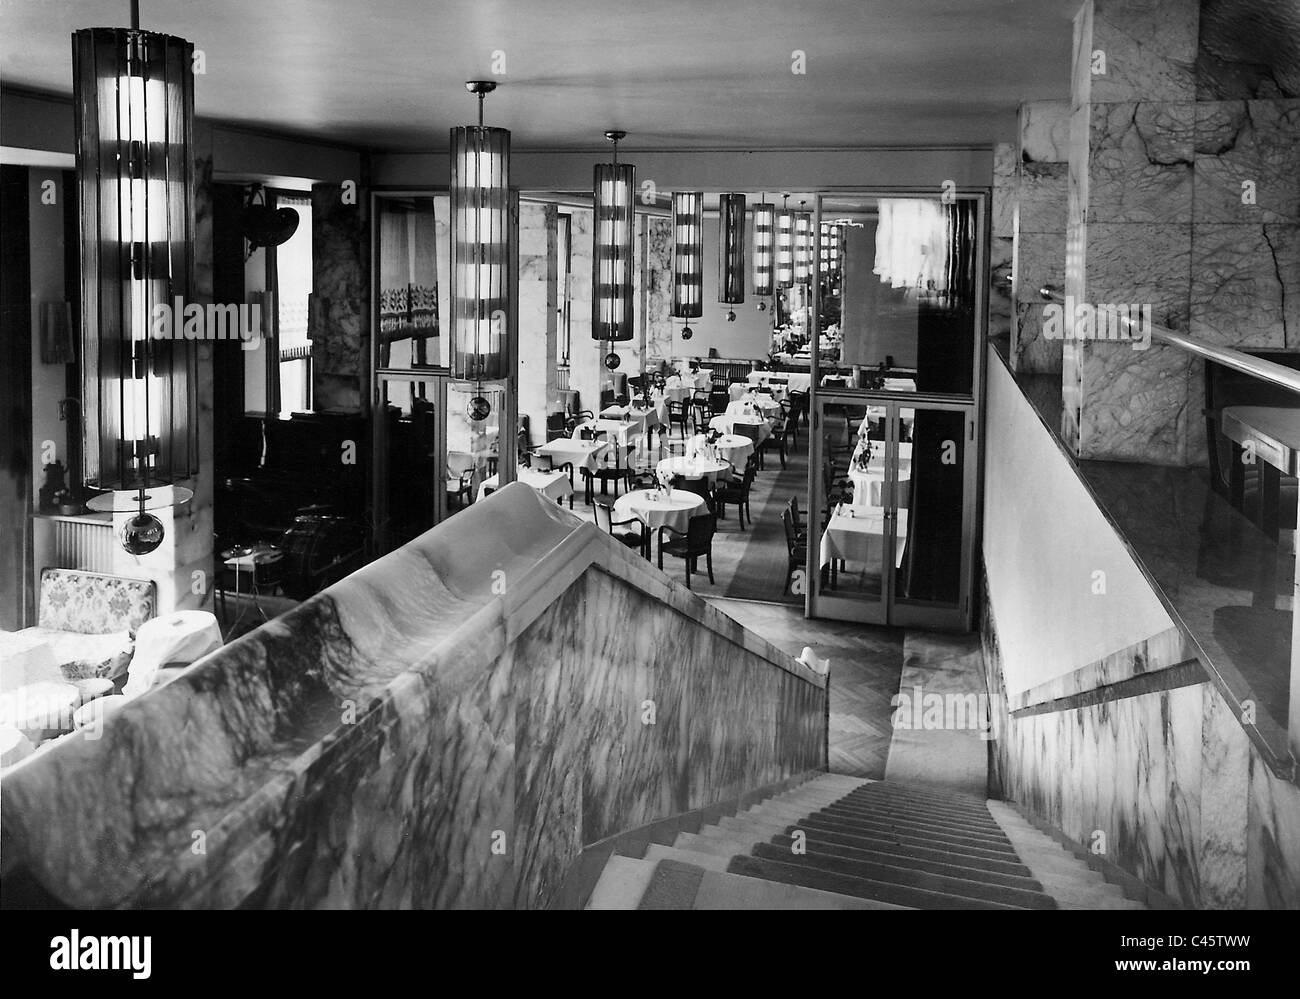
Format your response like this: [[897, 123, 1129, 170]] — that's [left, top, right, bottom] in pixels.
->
[[981, 566, 1300, 909], [0, 483, 826, 909]]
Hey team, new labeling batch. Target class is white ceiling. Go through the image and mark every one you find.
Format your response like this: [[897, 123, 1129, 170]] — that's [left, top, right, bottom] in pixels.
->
[[0, 0, 1079, 152]]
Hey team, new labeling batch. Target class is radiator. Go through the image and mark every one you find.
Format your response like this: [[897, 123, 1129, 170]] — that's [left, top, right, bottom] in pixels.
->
[[52, 518, 115, 573]]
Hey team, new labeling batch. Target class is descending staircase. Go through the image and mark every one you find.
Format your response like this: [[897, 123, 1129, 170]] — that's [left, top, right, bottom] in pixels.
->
[[587, 775, 1146, 910]]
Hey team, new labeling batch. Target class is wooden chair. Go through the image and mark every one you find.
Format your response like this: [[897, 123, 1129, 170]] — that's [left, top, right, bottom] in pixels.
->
[[689, 392, 710, 431], [678, 474, 717, 514], [594, 500, 648, 557], [582, 442, 631, 503], [446, 469, 475, 510], [779, 399, 799, 448], [782, 507, 808, 595], [658, 514, 717, 589], [667, 401, 691, 439], [715, 460, 756, 529]]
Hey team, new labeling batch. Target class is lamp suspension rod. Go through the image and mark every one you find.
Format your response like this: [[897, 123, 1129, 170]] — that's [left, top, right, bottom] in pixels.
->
[[130, 0, 139, 29]]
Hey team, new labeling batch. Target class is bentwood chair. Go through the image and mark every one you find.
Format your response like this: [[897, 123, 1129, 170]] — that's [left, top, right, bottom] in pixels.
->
[[667, 401, 691, 439], [594, 499, 648, 557], [658, 513, 717, 589], [715, 459, 756, 529]]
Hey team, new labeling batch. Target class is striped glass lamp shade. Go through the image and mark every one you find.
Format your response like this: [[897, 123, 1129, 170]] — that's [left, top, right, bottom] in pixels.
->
[[775, 210, 795, 289], [718, 193, 746, 305], [592, 162, 635, 341], [794, 211, 812, 282], [671, 191, 703, 319], [751, 202, 775, 297], [450, 123, 511, 379], [74, 27, 197, 491]]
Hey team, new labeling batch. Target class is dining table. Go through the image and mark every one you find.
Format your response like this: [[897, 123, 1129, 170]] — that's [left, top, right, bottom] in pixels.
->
[[536, 437, 609, 473], [727, 395, 781, 419], [656, 455, 732, 487], [819, 504, 909, 569], [712, 432, 755, 468], [574, 418, 640, 443], [476, 465, 574, 504], [614, 488, 707, 541], [709, 413, 771, 445], [600, 404, 662, 434]]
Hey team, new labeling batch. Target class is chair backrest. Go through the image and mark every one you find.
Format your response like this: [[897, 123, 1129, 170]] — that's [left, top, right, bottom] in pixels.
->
[[790, 493, 802, 522], [782, 507, 799, 550], [593, 500, 614, 533], [687, 513, 716, 549]]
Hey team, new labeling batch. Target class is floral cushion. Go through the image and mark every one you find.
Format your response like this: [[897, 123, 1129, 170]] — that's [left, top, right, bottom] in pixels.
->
[[37, 569, 156, 636]]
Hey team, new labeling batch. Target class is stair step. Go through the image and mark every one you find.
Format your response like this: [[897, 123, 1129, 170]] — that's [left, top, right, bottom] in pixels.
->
[[749, 842, 1055, 908], [794, 811, 1022, 855], [769, 827, 1036, 877], [586, 856, 658, 910], [983, 800, 1148, 911], [817, 802, 1010, 842], [643, 844, 732, 873], [793, 815, 1024, 864], [841, 788, 998, 823], [726, 854, 1031, 910], [763, 832, 1045, 892], [693, 868, 906, 910]]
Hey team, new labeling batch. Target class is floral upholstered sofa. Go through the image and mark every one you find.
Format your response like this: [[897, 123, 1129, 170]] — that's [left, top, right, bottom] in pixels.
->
[[0, 569, 157, 688]]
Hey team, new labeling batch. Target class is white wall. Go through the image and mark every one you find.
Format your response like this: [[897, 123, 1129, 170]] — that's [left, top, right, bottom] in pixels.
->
[[982, 347, 1175, 694]]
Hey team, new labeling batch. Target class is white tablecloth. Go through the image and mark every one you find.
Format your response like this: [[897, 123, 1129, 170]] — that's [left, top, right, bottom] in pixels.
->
[[600, 404, 662, 433], [709, 414, 771, 445], [713, 433, 755, 468], [614, 489, 706, 535], [657, 456, 731, 486], [727, 396, 781, 418], [747, 371, 811, 393], [537, 438, 608, 473], [819, 506, 908, 567], [477, 466, 575, 504], [663, 377, 694, 403], [123, 610, 222, 698], [573, 419, 640, 443]]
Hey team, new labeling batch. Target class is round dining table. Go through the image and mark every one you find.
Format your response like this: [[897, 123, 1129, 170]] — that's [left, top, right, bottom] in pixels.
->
[[713, 433, 755, 468], [614, 488, 706, 537], [537, 437, 608, 473], [657, 455, 732, 487], [709, 413, 771, 444]]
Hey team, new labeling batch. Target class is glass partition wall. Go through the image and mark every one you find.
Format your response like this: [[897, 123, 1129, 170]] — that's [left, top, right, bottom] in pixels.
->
[[370, 189, 518, 555], [806, 191, 985, 630]]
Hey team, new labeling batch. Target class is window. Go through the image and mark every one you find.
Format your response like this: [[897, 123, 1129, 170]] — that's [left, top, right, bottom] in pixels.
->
[[270, 191, 312, 417]]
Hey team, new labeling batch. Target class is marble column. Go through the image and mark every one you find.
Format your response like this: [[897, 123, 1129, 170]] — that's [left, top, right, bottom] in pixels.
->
[[1063, 0, 1299, 465], [1012, 101, 1070, 375], [568, 208, 602, 414], [989, 143, 1015, 349], [644, 215, 674, 366], [517, 202, 557, 446], [310, 183, 368, 413]]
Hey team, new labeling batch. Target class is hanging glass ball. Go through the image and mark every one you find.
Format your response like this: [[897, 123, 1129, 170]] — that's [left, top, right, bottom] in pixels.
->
[[727, 310, 737, 322], [121, 512, 164, 556], [681, 324, 693, 341], [467, 395, 492, 422], [604, 352, 621, 370], [757, 301, 767, 312]]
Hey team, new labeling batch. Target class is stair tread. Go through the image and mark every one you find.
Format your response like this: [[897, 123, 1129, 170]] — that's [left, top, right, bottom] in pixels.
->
[[693, 867, 907, 910], [586, 856, 658, 910]]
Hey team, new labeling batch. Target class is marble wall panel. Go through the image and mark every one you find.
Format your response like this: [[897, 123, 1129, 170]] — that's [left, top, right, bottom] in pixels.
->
[[645, 215, 674, 364], [1085, 102, 1195, 224], [1020, 100, 1073, 164], [1196, 0, 1300, 101], [1088, 0, 1200, 104], [1190, 222, 1300, 347], [1194, 100, 1300, 224], [311, 183, 368, 413]]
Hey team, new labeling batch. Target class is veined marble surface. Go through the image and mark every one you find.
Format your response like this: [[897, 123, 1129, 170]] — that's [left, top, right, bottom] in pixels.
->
[[980, 560, 1299, 909], [1020, 99, 1072, 164], [1087, 0, 1199, 105], [0, 484, 826, 908], [311, 182, 367, 412]]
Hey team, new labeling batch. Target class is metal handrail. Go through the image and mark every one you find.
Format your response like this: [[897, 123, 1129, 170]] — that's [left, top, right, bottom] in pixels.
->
[[1038, 285, 1300, 397]]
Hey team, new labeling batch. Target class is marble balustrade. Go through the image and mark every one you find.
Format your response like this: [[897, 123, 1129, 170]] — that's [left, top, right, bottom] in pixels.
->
[[0, 483, 826, 909]]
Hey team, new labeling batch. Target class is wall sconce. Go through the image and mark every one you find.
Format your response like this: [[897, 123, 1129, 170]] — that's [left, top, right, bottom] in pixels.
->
[[718, 193, 746, 320], [751, 197, 774, 309], [73, 21, 197, 553], [450, 80, 511, 409], [671, 190, 702, 340], [776, 194, 794, 290], [592, 130, 634, 368]]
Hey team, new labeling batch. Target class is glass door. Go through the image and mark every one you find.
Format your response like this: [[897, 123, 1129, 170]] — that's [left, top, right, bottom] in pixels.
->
[[808, 391, 973, 630]]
